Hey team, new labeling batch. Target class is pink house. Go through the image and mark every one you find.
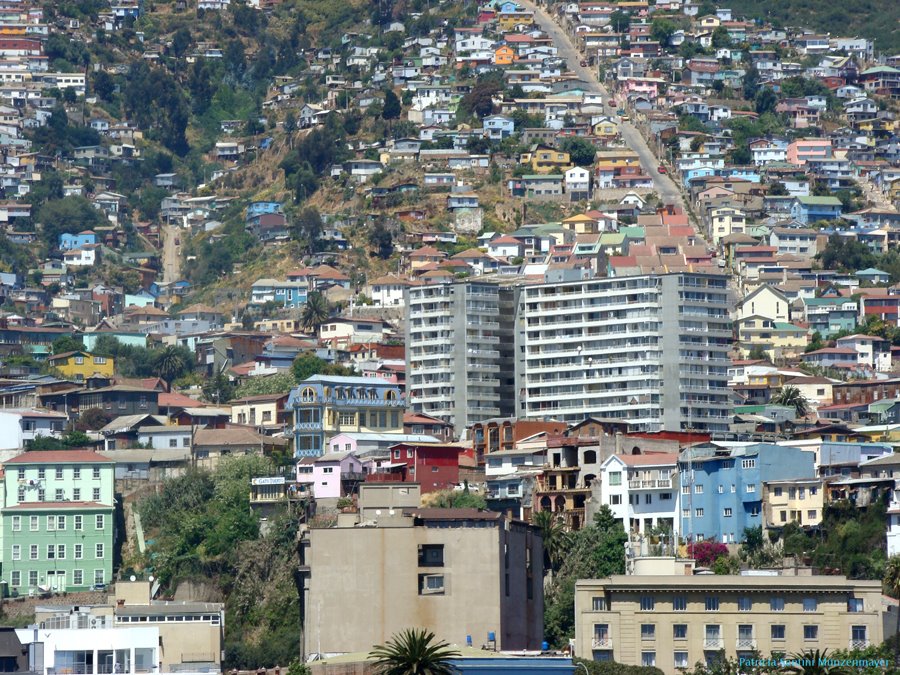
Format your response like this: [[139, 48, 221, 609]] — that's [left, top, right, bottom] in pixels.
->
[[620, 77, 661, 100], [786, 139, 832, 166], [297, 451, 367, 499]]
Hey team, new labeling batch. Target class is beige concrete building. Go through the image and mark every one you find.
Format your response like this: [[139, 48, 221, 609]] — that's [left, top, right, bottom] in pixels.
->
[[300, 484, 543, 656], [574, 574, 883, 670], [763, 478, 824, 531]]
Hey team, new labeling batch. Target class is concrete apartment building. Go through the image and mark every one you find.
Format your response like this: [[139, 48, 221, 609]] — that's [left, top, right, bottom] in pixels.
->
[[405, 281, 515, 433], [515, 273, 733, 432], [300, 484, 543, 656], [574, 574, 884, 670], [407, 273, 732, 435], [2, 450, 115, 594]]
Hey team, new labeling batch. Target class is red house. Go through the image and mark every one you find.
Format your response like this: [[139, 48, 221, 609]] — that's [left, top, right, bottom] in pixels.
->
[[383, 442, 462, 493]]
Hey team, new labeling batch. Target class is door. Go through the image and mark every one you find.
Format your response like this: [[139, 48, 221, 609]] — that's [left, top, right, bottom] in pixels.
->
[[48, 570, 66, 592]]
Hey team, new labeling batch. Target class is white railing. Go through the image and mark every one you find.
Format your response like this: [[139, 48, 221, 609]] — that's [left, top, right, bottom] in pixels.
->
[[704, 638, 723, 649], [592, 637, 612, 648]]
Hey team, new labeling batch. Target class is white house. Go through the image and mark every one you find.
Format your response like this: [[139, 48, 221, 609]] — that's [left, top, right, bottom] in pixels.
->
[[599, 453, 680, 536], [484, 447, 546, 477], [835, 334, 892, 372], [486, 235, 526, 259], [62, 246, 98, 267], [565, 166, 591, 201], [368, 274, 411, 307], [136, 425, 194, 450], [0, 409, 67, 452]]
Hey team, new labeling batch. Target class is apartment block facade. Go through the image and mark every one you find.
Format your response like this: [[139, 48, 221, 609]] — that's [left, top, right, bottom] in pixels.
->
[[574, 575, 883, 671], [405, 281, 515, 433], [515, 273, 732, 432], [1, 450, 115, 594]]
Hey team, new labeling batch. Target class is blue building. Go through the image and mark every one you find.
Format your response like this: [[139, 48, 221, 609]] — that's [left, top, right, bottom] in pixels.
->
[[59, 231, 97, 251], [678, 443, 816, 544], [246, 201, 283, 219], [790, 196, 843, 224], [287, 375, 404, 457]]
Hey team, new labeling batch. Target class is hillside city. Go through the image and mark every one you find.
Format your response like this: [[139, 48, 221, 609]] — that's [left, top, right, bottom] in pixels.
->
[[0, 0, 900, 672]]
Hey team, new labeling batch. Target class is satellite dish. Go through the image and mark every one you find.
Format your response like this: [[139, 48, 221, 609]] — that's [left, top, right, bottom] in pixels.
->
[[389, 509, 395, 516], [148, 575, 154, 582], [130, 575, 136, 582], [375, 509, 382, 516]]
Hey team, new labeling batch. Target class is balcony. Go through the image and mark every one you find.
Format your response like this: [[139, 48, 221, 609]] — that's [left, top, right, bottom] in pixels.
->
[[703, 638, 724, 649], [736, 638, 757, 650], [592, 637, 612, 649], [627, 478, 672, 490], [849, 639, 869, 650], [294, 422, 323, 431]]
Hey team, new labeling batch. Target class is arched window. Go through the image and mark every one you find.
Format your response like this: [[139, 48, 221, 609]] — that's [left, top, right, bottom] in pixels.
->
[[632, 446, 642, 455], [300, 387, 316, 403], [583, 450, 597, 464], [386, 389, 398, 401]]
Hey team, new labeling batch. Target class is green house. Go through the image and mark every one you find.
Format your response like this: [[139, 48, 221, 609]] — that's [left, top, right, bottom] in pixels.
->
[[2, 450, 115, 595]]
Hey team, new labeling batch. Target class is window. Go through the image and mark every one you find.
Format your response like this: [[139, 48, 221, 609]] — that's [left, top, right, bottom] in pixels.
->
[[694, 484, 704, 494], [30, 516, 38, 531], [695, 508, 704, 517], [10, 571, 20, 587], [804, 625, 818, 641], [418, 574, 445, 595], [592, 596, 607, 611], [11, 545, 21, 561], [29, 545, 38, 560], [17, 468, 24, 479], [418, 544, 444, 567], [641, 652, 656, 668], [660, 493, 672, 501], [93, 467, 101, 479], [682, 508, 690, 518], [682, 484, 690, 494], [773, 487, 783, 497], [770, 597, 785, 612], [640, 596, 655, 611], [705, 597, 719, 612], [96, 514, 105, 530], [169, 438, 178, 448], [38, 488, 45, 502], [738, 597, 752, 611], [55, 467, 63, 479], [803, 598, 817, 612], [674, 652, 689, 669], [742, 459, 756, 469], [17, 487, 24, 503], [610, 495, 622, 505], [47, 545, 55, 560], [644, 494, 652, 505], [96, 543, 105, 559], [56, 515, 65, 530], [322, 467, 334, 474], [673, 624, 687, 640], [75, 356, 84, 364], [75, 544, 83, 560], [94, 570, 105, 585], [704, 625, 721, 647], [724, 508, 732, 517], [673, 596, 687, 611], [74, 467, 81, 479], [73, 570, 84, 585], [93, 488, 101, 501], [38, 468, 45, 479], [57, 544, 66, 560], [851, 625, 867, 647], [848, 598, 864, 613], [593, 624, 609, 646], [54, 488, 64, 500], [746, 483, 756, 493], [609, 472, 622, 486], [74, 515, 83, 531], [12, 516, 20, 532], [808, 509, 817, 520], [29, 571, 38, 587], [731, 484, 736, 493], [73, 488, 80, 501], [771, 625, 786, 640], [641, 624, 655, 640]]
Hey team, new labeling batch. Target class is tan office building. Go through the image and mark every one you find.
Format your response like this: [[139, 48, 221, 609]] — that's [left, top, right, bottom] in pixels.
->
[[575, 574, 883, 671], [300, 485, 543, 655]]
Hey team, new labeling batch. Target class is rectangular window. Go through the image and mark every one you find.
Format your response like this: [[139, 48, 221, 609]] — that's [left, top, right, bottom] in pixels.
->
[[94, 569, 105, 585], [674, 652, 689, 669], [418, 574, 445, 595], [10, 571, 20, 587], [848, 598, 864, 613], [73, 488, 81, 501], [17, 468, 24, 479], [705, 597, 719, 612], [75, 544, 83, 560], [695, 484, 704, 494], [96, 543, 105, 559], [55, 467, 63, 479], [30, 516, 38, 531], [724, 508, 732, 517], [673, 624, 687, 639], [47, 515, 56, 531], [29, 571, 38, 587], [74, 467, 81, 479], [738, 597, 752, 611], [609, 472, 622, 486], [641, 653, 655, 668], [641, 624, 655, 640], [770, 597, 785, 612], [640, 596, 655, 611], [57, 515, 65, 530], [418, 544, 444, 567], [771, 625, 786, 640], [38, 468, 45, 479], [47, 545, 55, 560], [74, 515, 83, 531], [73, 570, 84, 586], [96, 514, 105, 530], [12, 516, 20, 532], [773, 487, 783, 497], [804, 625, 818, 641], [57, 544, 66, 560], [673, 596, 687, 612], [746, 483, 756, 493], [11, 545, 21, 561], [610, 495, 622, 505], [592, 596, 607, 611], [682, 484, 690, 494], [93, 467, 101, 479], [742, 459, 756, 469], [93, 488, 101, 501], [696, 508, 704, 517], [803, 598, 817, 612]]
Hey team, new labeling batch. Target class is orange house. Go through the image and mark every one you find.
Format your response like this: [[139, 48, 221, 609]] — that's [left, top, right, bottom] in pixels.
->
[[494, 45, 516, 65]]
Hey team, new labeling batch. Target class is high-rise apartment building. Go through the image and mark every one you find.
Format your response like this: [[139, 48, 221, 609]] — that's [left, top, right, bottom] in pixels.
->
[[515, 273, 732, 432], [405, 281, 515, 433], [406, 273, 732, 435]]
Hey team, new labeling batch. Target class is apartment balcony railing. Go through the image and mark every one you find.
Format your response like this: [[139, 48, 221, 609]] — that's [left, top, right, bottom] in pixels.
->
[[703, 638, 724, 649], [736, 638, 757, 650], [850, 639, 869, 650], [628, 479, 672, 489], [592, 637, 612, 648]]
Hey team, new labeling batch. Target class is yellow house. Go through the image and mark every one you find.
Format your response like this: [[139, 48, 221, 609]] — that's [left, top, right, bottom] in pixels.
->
[[493, 45, 516, 66], [736, 316, 808, 360], [520, 144, 571, 174], [593, 149, 641, 166], [561, 213, 600, 234], [697, 14, 721, 28], [48, 350, 115, 381], [763, 478, 824, 530], [592, 119, 619, 139], [497, 11, 534, 31]]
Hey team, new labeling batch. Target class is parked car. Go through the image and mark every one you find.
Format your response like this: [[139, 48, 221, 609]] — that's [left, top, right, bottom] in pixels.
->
[[657, 165, 667, 174], [580, 60, 588, 67]]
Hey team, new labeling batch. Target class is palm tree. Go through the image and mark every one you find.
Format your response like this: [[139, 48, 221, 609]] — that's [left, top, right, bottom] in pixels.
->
[[153, 345, 188, 391], [532, 510, 569, 574], [369, 629, 460, 675], [885, 556, 900, 668], [770, 385, 809, 418], [780, 649, 848, 674], [301, 292, 331, 333]]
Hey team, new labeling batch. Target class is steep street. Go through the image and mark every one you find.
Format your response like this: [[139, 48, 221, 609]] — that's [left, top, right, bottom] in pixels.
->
[[518, 0, 686, 208], [161, 222, 181, 284]]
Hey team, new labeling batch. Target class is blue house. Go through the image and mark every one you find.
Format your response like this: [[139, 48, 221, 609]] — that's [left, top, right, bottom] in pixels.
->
[[790, 196, 843, 224], [855, 267, 891, 284], [246, 201, 283, 219], [483, 115, 515, 140], [678, 443, 816, 544], [496, 0, 520, 12], [59, 230, 97, 251]]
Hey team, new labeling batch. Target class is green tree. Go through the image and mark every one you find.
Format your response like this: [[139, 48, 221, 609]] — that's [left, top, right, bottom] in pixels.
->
[[382, 89, 401, 120], [203, 372, 235, 404], [369, 220, 394, 259], [817, 235, 877, 272], [609, 10, 630, 32], [650, 18, 677, 47], [75, 407, 113, 432], [233, 373, 296, 398], [560, 137, 596, 167], [300, 292, 331, 332], [754, 87, 778, 115], [369, 629, 460, 675], [292, 207, 323, 252], [768, 181, 788, 196], [711, 26, 731, 48], [532, 510, 569, 573], [770, 385, 809, 417], [290, 352, 355, 382], [153, 345, 192, 389], [780, 650, 849, 674], [52, 335, 85, 355], [39, 197, 105, 251]]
